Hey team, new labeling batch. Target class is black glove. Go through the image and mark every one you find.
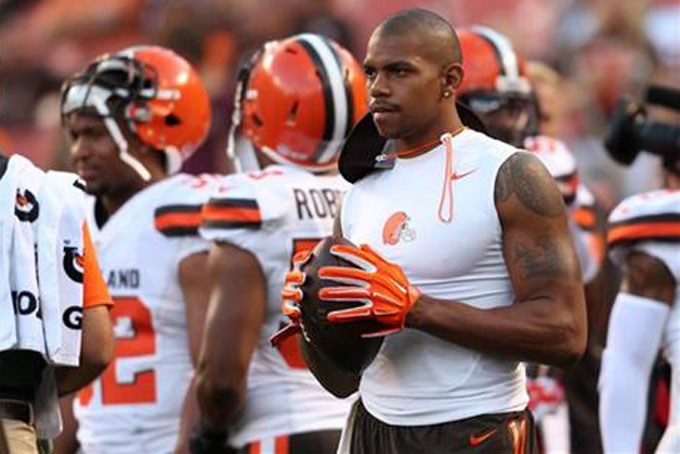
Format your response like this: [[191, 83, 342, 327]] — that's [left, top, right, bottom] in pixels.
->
[[189, 425, 235, 454]]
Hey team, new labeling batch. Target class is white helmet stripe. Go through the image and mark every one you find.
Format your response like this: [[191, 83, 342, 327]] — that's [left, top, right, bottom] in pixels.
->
[[297, 33, 349, 164], [470, 26, 520, 78]]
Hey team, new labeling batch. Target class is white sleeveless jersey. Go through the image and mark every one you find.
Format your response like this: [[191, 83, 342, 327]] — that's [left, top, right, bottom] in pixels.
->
[[608, 189, 680, 451], [74, 174, 215, 454], [199, 165, 352, 448], [342, 129, 529, 426]]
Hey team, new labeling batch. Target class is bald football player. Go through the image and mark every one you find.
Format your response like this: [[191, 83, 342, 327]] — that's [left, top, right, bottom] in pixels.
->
[[283, 8, 586, 454]]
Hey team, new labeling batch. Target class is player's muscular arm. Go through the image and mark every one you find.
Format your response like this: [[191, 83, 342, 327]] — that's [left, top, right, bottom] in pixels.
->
[[175, 252, 211, 453], [408, 153, 587, 366], [622, 251, 676, 305], [180, 252, 212, 365], [195, 241, 266, 431]]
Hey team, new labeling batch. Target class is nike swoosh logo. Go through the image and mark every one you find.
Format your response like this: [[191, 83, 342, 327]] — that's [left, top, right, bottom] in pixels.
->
[[469, 428, 498, 446], [450, 168, 477, 180]]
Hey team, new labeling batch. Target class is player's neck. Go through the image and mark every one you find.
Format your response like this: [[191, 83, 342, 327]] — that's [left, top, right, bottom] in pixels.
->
[[100, 176, 160, 218], [395, 111, 464, 158]]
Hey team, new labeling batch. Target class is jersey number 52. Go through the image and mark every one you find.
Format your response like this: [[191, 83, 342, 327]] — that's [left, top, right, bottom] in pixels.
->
[[79, 297, 156, 405]]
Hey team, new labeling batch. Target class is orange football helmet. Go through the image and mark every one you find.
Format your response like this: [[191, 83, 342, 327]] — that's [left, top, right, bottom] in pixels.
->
[[457, 27, 537, 146], [61, 45, 211, 179], [231, 33, 367, 172]]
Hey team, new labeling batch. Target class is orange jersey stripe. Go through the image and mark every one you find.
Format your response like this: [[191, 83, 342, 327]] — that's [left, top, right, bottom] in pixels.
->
[[202, 204, 262, 223], [608, 222, 680, 245], [274, 435, 289, 454], [154, 211, 202, 230]]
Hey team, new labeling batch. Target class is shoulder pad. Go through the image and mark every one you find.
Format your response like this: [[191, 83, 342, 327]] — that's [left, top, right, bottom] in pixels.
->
[[608, 190, 680, 247], [154, 174, 219, 237], [523, 135, 577, 180], [201, 173, 263, 232]]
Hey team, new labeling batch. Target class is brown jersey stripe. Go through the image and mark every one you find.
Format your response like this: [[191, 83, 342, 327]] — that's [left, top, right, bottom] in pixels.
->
[[206, 197, 259, 209], [608, 222, 680, 246], [155, 204, 203, 216], [202, 219, 261, 230]]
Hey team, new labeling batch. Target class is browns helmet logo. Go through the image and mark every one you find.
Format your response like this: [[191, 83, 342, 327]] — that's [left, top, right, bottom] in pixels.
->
[[15, 189, 39, 222], [63, 246, 84, 283], [382, 211, 416, 245]]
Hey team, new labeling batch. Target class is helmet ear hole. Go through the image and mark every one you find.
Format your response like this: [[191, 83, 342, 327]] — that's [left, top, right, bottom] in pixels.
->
[[286, 101, 300, 125], [239, 33, 368, 172], [164, 114, 182, 126], [251, 113, 264, 127]]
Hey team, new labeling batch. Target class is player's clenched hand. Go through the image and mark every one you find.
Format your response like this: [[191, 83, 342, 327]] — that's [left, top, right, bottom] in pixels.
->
[[318, 244, 420, 336], [270, 250, 312, 346]]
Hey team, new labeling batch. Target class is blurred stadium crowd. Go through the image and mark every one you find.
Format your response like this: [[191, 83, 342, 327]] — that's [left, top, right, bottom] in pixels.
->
[[1, 0, 678, 203]]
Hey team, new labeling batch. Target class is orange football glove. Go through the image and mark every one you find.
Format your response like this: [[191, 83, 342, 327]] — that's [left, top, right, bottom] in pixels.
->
[[270, 250, 311, 347], [318, 244, 420, 337]]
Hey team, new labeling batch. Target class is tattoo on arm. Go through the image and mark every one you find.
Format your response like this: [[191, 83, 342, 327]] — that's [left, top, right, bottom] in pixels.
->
[[514, 234, 576, 280], [495, 153, 565, 217]]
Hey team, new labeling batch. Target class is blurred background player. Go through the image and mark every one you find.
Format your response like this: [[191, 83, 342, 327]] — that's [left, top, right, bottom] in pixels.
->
[[456, 26, 604, 285], [456, 26, 607, 454], [54, 45, 216, 454], [599, 84, 680, 454], [0, 151, 114, 454], [193, 33, 367, 453]]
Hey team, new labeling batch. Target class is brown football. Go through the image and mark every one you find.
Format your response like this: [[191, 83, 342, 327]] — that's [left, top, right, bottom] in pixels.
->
[[299, 236, 385, 374]]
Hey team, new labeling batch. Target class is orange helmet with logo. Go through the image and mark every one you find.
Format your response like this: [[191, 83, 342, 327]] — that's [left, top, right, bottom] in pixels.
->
[[457, 27, 537, 146], [232, 34, 367, 172], [61, 45, 210, 179]]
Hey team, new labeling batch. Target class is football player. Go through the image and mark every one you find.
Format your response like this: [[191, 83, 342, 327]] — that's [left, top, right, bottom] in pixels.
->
[[57, 45, 215, 454], [191, 33, 367, 454], [282, 9, 585, 454], [599, 159, 679, 453]]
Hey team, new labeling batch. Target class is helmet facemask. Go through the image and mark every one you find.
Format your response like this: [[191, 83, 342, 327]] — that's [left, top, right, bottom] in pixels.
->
[[61, 55, 163, 181], [61, 46, 210, 180], [460, 90, 539, 147]]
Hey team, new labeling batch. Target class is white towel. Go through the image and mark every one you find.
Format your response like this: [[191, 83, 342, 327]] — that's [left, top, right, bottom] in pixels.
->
[[0, 154, 46, 352], [1, 155, 90, 438], [0, 155, 85, 365], [38, 171, 87, 366]]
